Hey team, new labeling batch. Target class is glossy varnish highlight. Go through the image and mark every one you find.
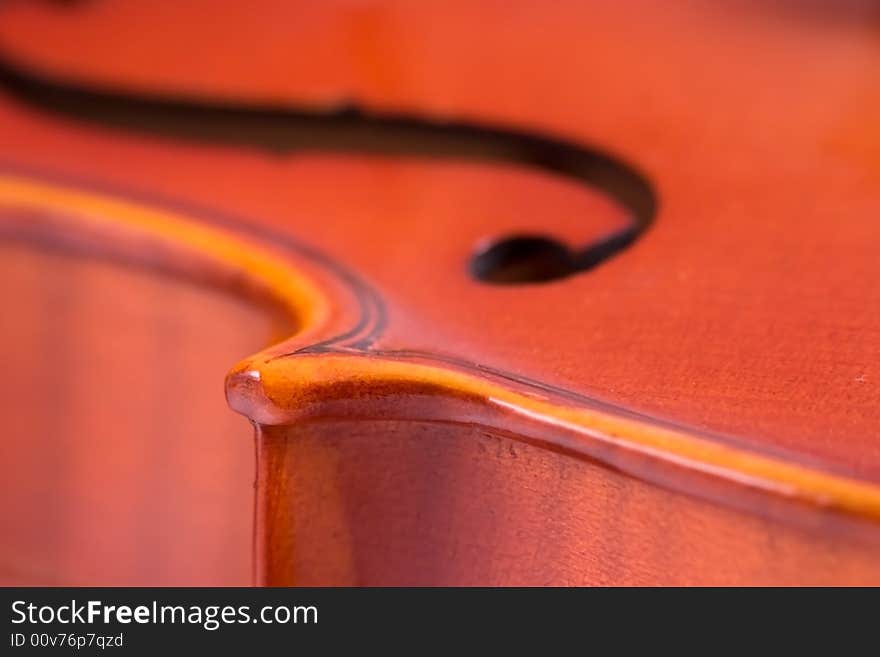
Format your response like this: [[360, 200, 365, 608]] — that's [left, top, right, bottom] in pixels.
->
[[0, 0, 879, 584]]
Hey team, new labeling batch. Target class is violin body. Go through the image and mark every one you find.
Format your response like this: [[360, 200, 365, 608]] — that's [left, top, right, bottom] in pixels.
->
[[1, 0, 879, 585]]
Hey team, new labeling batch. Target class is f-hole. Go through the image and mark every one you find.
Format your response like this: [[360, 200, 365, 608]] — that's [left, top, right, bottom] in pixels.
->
[[0, 51, 658, 285]]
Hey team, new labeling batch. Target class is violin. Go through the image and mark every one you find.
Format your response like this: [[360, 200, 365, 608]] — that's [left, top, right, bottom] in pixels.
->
[[1, 0, 878, 585]]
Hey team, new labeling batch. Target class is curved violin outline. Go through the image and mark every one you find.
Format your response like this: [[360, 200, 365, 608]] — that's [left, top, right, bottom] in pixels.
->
[[2, 53, 880, 537], [3, 167, 880, 541]]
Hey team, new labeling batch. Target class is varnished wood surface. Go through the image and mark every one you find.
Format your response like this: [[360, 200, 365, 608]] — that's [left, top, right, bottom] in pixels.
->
[[0, 1, 879, 584], [257, 420, 880, 586], [1, 0, 878, 478], [0, 238, 276, 585]]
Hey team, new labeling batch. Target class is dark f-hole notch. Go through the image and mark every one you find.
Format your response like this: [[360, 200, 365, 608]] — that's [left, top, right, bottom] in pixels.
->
[[0, 48, 658, 286], [471, 236, 574, 284], [471, 225, 641, 285]]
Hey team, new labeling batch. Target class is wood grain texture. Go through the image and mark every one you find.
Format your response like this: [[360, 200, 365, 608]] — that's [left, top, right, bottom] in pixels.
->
[[256, 419, 880, 586], [0, 0, 879, 584], [1, 0, 878, 478], [0, 239, 271, 585]]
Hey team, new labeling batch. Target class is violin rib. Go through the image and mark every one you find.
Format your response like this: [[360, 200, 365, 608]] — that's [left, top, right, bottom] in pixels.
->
[[1, 0, 879, 585]]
